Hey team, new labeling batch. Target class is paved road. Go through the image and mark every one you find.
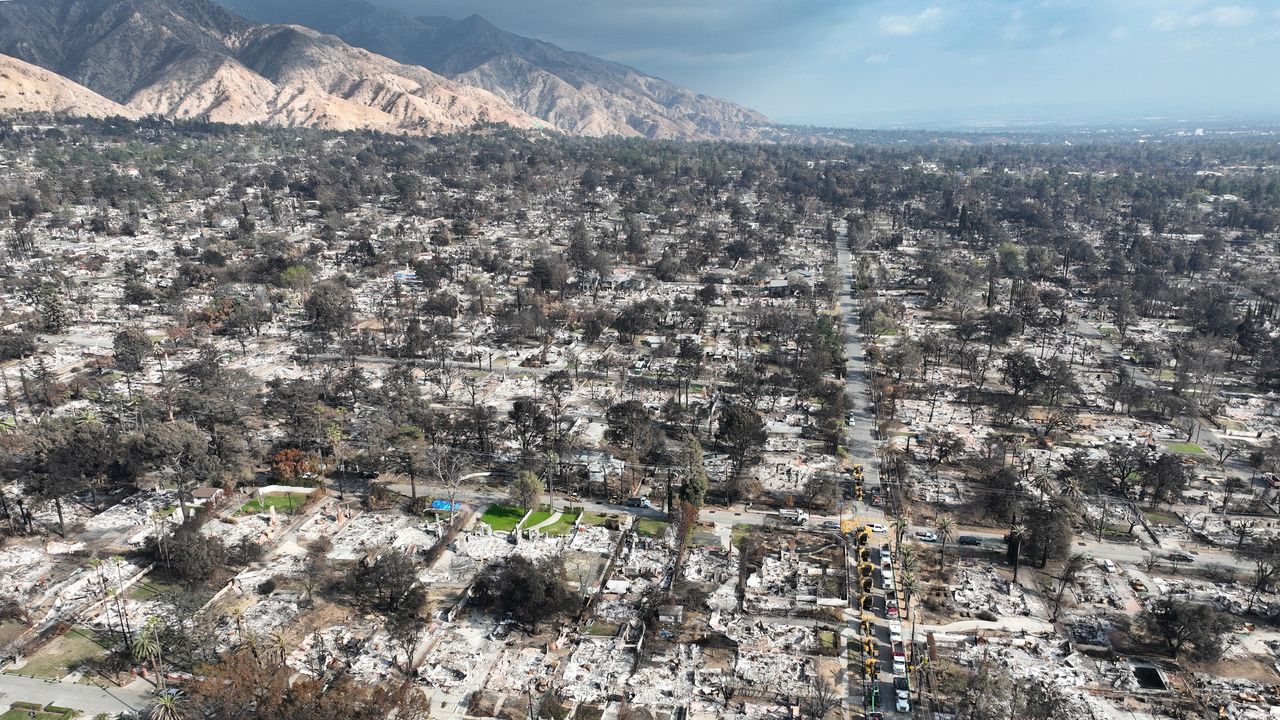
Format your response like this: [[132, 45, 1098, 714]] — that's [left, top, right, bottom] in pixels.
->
[[0, 674, 151, 716], [836, 222, 905, 716], [836, 237, 881, 491]]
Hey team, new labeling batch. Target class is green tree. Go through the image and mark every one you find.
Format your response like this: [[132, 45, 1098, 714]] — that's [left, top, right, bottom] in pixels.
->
[[36, 283, 69, 333], [936, 516, 955, 567], [472, 556, 575, 631], [131, 617, 167, 689], [716, 404, 766, 474], [113, 327, 152, 372], [1007, 523, 1027, 582], [511, 470, 543, 511], [678, 434, 708, 508], [350, 552, 424, 618], [1139, 598, 1232, 661], [605, 400, 656, 457], [304, 280, 355, 332]]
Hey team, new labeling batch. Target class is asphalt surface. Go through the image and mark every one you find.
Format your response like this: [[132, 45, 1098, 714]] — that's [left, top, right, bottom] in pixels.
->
[[0, 674, 151, 716]]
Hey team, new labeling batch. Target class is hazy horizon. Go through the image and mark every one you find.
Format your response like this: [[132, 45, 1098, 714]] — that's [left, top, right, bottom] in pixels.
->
[[388, 0, 1280, 128]]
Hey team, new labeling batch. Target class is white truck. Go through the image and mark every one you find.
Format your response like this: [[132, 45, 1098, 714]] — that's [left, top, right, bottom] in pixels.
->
[[778, 508, 810, 526]]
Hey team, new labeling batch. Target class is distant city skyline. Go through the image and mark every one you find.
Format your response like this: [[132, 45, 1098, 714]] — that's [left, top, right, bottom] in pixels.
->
[[390, 0, 1280, 127]]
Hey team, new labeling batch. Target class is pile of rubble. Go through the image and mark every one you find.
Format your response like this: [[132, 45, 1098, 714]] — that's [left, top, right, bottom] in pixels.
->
[[326, 512, 441, 561], [684, 547, 733, 584], [569, 524, 616, 554], [215, 595, 302, 648], [416, 625, 484, 688], [952, 566, 1034, 616], [561, 637, 636, 702], [725, 617, 814, 653], [733, 650, 813, 697], [0, 545, 53, 597], [628, 643, 708, 705], [956, 644, 1126, 720]]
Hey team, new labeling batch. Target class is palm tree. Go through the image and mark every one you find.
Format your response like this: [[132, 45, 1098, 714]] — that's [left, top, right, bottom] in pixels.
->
[[898, 544, 919, 577], [1050, 553, 1089, 621], [891, 515, 910, 547], [271, 630, 289, 665], [936, 517, 955, 567], [1009, 523, 1027, 582], [131, 618, 166, 689], [900, 572, 919, 612], [1060, 476, 1084, 506], [150, 692, 186, 720], [1028, 473, 1053, 499]]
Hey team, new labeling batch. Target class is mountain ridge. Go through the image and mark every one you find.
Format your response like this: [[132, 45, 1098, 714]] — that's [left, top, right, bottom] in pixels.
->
[[0, 53, 139, 118], [217, 0, 772, 140], [0, 0, 541, 134]]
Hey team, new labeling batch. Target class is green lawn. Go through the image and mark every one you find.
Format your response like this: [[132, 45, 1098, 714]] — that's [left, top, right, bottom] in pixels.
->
[[731, 524, 754, 549], [521, 509, 554, 529], [1, 710, 71, 720], [17, 628, 108, 679], [818, 630, 837, 650], [541, 509, 582, 536], [1166, 442, 1205, 455], [128, 579, 180, 601], [580, 512, 612, 526], [634, 518, 669, 538], [480, 504, 526, 532], [239, 493, 302, 515]]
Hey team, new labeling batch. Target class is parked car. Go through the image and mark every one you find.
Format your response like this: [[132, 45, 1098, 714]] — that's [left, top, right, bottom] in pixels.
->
[[819, 519, 841, 530], [917, 531, 938, 542], [894, 676, 910, 695], [957, 535, 983, 546], [896, 696, 911, 712], [869, 522, 888, 533], [624, 497, 653, 508], [1166, 551, 1195, 563]]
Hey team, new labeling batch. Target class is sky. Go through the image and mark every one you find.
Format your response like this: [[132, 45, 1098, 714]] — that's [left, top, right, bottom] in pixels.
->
[[383, 0, 1280, 128]]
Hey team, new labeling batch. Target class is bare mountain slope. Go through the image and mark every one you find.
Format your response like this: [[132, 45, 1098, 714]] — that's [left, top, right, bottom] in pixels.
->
[[219, 0, 772, 140], [0, 53, 138, 118], [0, 0, 537, 134]]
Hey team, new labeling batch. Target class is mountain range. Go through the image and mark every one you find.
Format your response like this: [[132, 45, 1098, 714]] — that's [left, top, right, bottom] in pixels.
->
[[0, 0, 771, 140], [218, 0, 771, 139]]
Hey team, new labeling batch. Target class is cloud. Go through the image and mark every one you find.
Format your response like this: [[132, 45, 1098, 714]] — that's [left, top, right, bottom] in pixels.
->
[[1191, 5, 1257, 28], [1154, 4, 1259, 31], [380, 0, 1280, 126], [878, 6, 942, 37]]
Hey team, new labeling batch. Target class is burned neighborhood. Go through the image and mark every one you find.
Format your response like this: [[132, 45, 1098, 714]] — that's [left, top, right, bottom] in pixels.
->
[[0, 112, 1276, 720]]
